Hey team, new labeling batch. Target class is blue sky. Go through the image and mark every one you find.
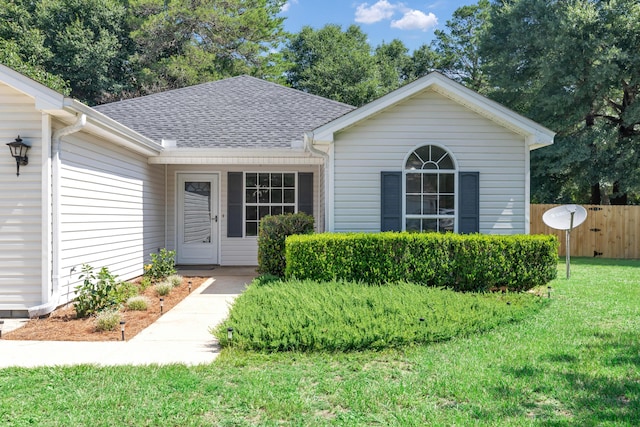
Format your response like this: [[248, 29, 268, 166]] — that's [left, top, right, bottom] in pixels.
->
[[280, 0, 478, 52]]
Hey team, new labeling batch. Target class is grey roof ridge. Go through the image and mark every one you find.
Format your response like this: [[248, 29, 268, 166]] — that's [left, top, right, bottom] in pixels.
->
[[96, 74, 356, 110]]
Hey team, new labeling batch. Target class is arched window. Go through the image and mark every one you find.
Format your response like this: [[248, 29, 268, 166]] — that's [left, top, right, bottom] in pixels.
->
[[404, 145, 456, 232]]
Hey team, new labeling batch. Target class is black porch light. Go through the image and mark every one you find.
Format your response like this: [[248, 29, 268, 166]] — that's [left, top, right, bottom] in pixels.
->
[[6, 136, 30, 176]]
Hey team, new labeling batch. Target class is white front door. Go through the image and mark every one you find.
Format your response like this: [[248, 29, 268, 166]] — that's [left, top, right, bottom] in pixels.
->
[[177, 173, 219, 264]]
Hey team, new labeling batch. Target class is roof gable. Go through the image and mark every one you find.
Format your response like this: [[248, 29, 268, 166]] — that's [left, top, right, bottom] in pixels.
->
[[310, 72, 555, 150], [95, 75, 355, 149], [0, 64, 65, 111]]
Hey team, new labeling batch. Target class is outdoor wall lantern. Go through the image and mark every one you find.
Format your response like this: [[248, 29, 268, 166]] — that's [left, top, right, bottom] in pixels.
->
[[6, 136, 30, 176]]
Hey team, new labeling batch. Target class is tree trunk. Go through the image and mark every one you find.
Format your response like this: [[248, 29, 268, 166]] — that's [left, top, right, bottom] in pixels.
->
[[610, 181, 628, 205], [590, 183, 601, 205]]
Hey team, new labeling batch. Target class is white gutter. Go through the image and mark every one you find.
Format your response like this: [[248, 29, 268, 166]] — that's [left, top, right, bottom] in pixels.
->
[[28, 114, 87, 317], [304, 132, 330, 232]]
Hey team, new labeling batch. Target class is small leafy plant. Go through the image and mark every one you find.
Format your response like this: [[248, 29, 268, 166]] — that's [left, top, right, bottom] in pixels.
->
[[75, 264, 121, 318], [144, 249, 177, 282]]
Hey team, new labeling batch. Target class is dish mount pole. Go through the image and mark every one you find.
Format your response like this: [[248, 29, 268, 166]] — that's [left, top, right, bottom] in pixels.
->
[[565, 208, 575, 279]]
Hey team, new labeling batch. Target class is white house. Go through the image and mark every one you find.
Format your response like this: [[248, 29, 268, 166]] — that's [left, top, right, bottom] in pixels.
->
[[0, 64, 555, 317]]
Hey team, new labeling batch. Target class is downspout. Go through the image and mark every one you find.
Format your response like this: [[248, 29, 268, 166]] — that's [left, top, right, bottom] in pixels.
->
[[304, 132, 329, 232], [29, 114, 87, 317]]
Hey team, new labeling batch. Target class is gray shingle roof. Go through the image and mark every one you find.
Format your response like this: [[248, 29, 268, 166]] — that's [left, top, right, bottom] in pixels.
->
[[94, 75, 355, 149]]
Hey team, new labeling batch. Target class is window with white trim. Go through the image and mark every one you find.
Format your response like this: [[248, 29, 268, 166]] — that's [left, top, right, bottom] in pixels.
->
[[244, 172, 296, 236], [404, 145, 456, 232]]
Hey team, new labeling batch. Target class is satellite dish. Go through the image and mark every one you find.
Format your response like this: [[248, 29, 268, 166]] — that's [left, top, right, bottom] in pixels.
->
[[542, 204, 587, 230], [542, 204, 588, 280]]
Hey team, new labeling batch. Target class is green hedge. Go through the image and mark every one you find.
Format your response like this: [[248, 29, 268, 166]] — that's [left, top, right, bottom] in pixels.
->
[[257, 213, 315, 277], [285, 232, 558, 292]]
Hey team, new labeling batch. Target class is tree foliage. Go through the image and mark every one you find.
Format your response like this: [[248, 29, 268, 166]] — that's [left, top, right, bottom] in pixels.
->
[[481, 0, 640, 204], [431, 0, 491, 92], [128, 0, 287, 94]]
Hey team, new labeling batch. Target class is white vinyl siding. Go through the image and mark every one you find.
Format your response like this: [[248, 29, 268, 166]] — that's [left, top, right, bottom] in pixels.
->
[[0, 83, 43, 313], [333, 89, 527, 234], [56, 130, 165, 304], [165, 164, 320, 266]]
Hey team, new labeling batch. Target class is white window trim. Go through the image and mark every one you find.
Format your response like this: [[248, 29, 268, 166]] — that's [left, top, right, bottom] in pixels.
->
[[243, 171, 298, 237], [401, 143, 459, 233]]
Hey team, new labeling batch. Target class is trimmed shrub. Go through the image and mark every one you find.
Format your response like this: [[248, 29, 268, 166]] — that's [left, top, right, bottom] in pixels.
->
[[95, 309, 121, 332], [126, 296, 149, 311], [285, 232, 558, 292], [154, 281, 172, 296], [167, 274, 183, 287], [257, 212, 314, 277]]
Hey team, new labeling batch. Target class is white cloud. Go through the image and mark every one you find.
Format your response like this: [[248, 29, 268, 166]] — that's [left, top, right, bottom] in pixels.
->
[[281, 0, 298, 13], [355, 0, 397, 24], [390, 10, 438, 31]]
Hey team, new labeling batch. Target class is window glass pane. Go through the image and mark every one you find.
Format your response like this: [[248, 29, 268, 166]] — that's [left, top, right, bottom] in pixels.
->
[[284, 205, 295, 214], [440, 195, 455, 211], [439, 154, 454, 170], [246, 222, 258, 237], [406, 195, 421, 214], [431, 146, 446, 162], [440, 218, 454, 232], [423, 175, 437, 193], [271, 173, 283, 187], [284, 173, 295, 187], [415, 146, 431, 162], [245, 173, 257, 188], [284, 189, 295, 203], [246, 206, 257, 220], [405, 153, 422, 170], [271, 189, 282, 203], [423, 195, 438, 214], [423, 162, 438, 170], [259, 206, 270, 219], [423, 219, 438, 232], [406, 218, 421, 232], [440, 174, 455, 193], [272, 206, 282, 216], [406, 174, 421, 193], [259, 173, 270, 187], [258, 189, 270, 203], [245, 189, 257, 204]]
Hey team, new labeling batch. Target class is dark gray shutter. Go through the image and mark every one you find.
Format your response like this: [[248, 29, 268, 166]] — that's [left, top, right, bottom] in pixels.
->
[[459, 171, 480, 234], [227, 172, 243, 237], [381, 171, 402, 231], [298, 172, 313, 216]]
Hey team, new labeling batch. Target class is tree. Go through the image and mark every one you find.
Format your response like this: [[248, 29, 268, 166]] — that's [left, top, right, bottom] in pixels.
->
[[283, 24, 381, 106], [481, 0, 640, 204], [431, 0, 491, 92], [374, 39, 412, 92], [128, 0, 287, 94]]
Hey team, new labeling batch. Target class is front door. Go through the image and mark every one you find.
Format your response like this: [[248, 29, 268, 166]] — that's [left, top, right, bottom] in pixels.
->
[[177, 173, 219, 264]]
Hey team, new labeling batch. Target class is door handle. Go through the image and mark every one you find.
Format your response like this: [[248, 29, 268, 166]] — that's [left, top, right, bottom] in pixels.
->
[[213, 215, 218, 222]]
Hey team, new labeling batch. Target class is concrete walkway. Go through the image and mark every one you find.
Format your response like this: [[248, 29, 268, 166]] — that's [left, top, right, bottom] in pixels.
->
[[0, 267, 256, 368]]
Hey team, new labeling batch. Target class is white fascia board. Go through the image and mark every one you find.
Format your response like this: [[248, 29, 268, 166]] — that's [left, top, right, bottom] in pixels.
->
[[311, 71, 556, 148], [149, 148, 323, 165], [63, 99, 163, 156], [0, 64, 65, 110]]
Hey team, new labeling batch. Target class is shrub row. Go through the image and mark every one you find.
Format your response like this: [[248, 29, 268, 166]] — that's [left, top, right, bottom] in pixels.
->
[[257, 212, 314, 277], [285, 232, 558, 292]]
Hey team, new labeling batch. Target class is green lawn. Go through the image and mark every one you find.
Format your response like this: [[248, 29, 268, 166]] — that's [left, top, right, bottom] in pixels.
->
[[1, 258, 639, 426]]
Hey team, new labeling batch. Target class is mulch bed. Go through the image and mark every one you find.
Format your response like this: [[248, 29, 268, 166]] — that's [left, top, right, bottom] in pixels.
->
[[4, 276, 209, 342]]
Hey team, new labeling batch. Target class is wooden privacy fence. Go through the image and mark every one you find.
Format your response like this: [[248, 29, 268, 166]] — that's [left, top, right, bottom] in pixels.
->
[[530, 204, 640, 259]]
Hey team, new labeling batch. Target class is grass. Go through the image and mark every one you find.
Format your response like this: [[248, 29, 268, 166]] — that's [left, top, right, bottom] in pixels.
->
[[1, 258, 639, 426], [213, 279, 547, 351]]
